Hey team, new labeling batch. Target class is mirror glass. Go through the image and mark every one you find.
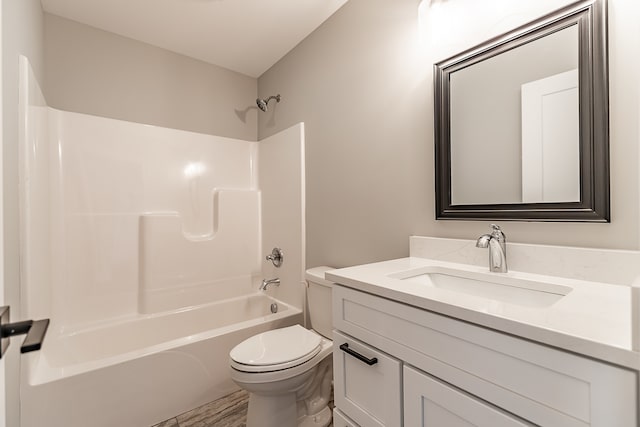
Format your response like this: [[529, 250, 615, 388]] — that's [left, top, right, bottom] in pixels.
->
[[450, 25, 578, 205], [434, 0, 609, 222]]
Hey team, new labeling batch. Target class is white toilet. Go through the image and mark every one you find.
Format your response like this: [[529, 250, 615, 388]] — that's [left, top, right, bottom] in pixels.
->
[[229, 266, 335, 427]]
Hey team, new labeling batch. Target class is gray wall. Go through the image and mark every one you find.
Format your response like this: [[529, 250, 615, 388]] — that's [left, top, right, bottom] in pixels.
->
[[259, 0, 640, 269], [2, 1, 44, 425], [44, 13, 258, 141], [259, 0, 431, 267]]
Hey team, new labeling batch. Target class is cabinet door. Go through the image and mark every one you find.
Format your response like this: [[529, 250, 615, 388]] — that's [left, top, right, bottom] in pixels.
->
[[404, 366, 534, 427], [333, 330, 401, 427]]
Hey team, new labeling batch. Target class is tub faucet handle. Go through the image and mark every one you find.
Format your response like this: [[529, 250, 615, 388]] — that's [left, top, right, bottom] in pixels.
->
[[266, 248, 284, 268]]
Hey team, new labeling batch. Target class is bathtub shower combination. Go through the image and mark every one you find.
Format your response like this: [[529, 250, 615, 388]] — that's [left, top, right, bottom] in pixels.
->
[[18, 57, 306, 427]]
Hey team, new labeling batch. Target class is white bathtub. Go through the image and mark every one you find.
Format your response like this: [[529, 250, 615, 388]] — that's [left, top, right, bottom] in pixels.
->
[[21, 293, 302, 427]]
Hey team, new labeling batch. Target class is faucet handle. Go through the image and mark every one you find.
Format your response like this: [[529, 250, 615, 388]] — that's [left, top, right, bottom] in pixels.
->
[[266, 247, 284, 268], [490, 224, 506, 240]]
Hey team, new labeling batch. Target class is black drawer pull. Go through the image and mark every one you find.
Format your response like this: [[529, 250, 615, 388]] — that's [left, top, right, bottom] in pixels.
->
[[339, 343, 378, 366]]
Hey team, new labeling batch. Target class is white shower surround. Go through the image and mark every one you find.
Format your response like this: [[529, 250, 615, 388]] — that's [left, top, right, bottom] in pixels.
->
[[18, 57, 306, 426]]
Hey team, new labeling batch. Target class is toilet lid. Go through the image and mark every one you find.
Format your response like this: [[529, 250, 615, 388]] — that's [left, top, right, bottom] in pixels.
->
[[230, 325, 322, 371]]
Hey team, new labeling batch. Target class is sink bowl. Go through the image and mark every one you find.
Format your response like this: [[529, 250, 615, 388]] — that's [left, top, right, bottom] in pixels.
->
[[388, 266, 572, 308]]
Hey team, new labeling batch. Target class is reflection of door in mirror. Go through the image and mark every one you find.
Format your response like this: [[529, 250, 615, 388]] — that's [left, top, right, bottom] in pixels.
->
[[521, 69, 579, 203], [449, 24, 578, 206]]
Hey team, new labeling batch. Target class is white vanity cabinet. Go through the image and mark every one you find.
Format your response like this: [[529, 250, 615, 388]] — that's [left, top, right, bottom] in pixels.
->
[[332, 285, 638, 427]]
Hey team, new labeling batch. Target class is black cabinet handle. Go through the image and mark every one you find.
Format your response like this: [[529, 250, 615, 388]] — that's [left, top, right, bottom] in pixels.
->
[[339, 343, 378, 366]]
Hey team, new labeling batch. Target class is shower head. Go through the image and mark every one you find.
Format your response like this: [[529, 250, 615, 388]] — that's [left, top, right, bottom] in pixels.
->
[[256, 94, 281, 112]]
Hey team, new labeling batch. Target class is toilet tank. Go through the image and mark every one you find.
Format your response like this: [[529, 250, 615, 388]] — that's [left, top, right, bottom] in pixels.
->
[[305, 266, 335, 339]]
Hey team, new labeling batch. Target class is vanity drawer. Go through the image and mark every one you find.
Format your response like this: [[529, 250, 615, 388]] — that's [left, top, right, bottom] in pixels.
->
[[333, 330, 402, 427], [404, 365, 534, 426], [333, 286, 637, 427]]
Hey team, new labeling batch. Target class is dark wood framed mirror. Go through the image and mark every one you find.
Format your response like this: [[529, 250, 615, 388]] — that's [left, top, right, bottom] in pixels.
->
[[434, 0, 609, 222]]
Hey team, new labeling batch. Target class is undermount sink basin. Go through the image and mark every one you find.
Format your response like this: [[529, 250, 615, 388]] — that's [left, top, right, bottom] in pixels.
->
[[388, 266, 572, 308]]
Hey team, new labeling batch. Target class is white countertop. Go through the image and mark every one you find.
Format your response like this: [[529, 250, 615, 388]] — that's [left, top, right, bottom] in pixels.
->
[[327, 257, 640, 370]]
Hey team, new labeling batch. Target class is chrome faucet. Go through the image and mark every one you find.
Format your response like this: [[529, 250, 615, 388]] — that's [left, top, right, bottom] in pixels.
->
[[259, 278, 280, 291], [476, 224, 508, 273]]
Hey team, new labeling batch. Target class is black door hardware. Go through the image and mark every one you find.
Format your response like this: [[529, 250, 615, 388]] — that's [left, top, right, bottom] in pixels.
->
[[339, 343, 378, 366], [0, 306, 49, 359]]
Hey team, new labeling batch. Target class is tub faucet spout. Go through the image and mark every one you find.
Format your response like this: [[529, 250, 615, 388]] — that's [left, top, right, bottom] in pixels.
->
[[476, 224, 508, 273], [260, 278, 280, 291]]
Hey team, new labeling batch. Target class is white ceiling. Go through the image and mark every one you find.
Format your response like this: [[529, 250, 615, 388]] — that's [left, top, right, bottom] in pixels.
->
[[40, 0, 349, 78]]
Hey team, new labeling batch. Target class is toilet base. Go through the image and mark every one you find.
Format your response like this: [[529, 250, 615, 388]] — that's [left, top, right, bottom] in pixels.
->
[[242, 356, 333, 427], [245, 391, 332, 427], [298, 406, 332, 427], [246, 392, 299, 427]]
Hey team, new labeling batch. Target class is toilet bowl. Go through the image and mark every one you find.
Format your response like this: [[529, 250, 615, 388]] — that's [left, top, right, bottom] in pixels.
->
[[229, 267, 335, 427]]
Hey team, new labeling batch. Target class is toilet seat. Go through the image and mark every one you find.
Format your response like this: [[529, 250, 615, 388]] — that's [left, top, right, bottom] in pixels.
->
[[230, 325, 322, 373]]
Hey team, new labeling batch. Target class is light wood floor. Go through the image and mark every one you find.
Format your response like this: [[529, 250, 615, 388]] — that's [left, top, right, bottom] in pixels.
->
[[152, 389, 249, 427], [153, 386, 334, 427]]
